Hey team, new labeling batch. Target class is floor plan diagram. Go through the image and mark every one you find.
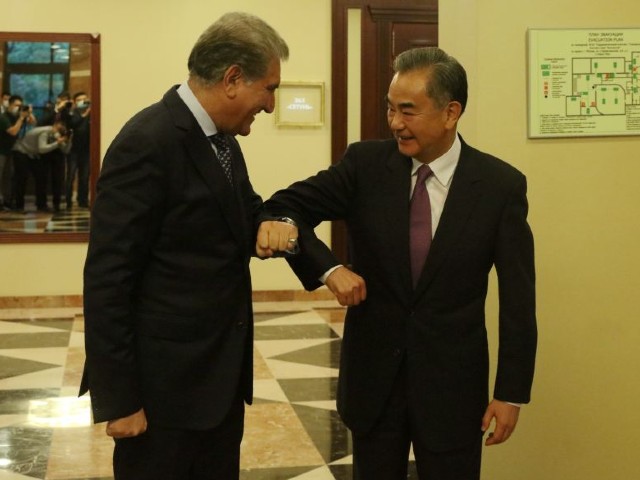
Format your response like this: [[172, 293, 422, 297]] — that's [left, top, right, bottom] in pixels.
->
[[566, 53, 640, 116], [528, 28, 640, 138]]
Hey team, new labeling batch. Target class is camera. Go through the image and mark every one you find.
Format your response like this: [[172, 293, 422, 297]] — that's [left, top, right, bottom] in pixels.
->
[[63, 101, 73, 109], [21, 105, 30, 112]]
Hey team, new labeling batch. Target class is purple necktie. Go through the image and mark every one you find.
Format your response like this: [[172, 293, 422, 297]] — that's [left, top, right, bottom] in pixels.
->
[[410, 164, 433, 287], [209, 133, 234, 185]]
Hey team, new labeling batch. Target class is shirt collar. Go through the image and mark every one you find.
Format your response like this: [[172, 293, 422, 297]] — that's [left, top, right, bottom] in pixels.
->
[[177, 82, 218, 137], [411, 134, 461, 187]]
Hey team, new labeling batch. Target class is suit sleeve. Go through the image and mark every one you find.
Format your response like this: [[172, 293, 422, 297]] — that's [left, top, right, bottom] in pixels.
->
[[265, 146, 360, 289], [82, 127, 167, 423], [493, 174, 537, 403]]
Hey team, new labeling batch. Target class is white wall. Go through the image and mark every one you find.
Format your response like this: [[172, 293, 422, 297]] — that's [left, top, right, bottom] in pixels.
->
[[442, 1, 640, 478]]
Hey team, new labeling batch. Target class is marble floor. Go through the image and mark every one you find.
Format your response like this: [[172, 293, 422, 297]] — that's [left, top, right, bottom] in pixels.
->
[[0, 300, 420, 480]]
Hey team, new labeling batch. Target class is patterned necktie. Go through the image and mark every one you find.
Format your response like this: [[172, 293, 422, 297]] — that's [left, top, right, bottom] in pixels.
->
[[209, 133, 234, 185], [410, 164, 433, 287]]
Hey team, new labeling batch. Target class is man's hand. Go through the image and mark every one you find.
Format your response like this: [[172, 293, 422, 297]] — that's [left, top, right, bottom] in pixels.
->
[[105, 408, 147, 439], [256, 220, 298, 258], [481, 399, 520, 446], [325, 266, 367, 306]]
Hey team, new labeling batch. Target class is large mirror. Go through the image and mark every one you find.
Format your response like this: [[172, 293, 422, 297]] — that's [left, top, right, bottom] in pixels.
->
[[0, 32, 100, 244]]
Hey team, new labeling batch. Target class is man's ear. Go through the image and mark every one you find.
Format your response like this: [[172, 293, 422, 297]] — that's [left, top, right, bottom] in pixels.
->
[[444, 101, 462, 128], [222, 65, 243, 98]]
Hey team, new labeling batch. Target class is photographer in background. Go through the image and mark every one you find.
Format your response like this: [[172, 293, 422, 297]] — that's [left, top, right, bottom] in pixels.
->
[[40, 92, 74, 211], [12, 119, 71, 212], [39, 92, 73, 128], [0, 95, 36, 209], [66, 92, 91, 209]]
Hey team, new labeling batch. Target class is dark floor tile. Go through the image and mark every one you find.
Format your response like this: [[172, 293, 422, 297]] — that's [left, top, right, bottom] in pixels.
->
[[0, 426, 52, 479], [278, 377, 337, 403], [0, 332, 71, 349], [272, 339, 341, 369], [292, 403, 351, 464], [1, 318, 75, 331], [254, 324, 339, 341], [328, 464, 352, 480], [0, 355, 60, 380], [0, 388, 59, 415]]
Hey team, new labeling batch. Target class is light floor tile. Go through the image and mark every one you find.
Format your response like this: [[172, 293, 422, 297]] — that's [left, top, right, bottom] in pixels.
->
[[0, 414, 28, 429], [61, 347, 84, 388], [253, 346, 273, 381], [253, 379, 289, 403], [292, 400, 338, 411], [46, 424, 113, 479], [328, 323, 345, 338], [256, 311, 327, 326], [23, 396, 92, 429], [329, 454, 353, 465], [0, 367, 63, 391], [241, 402, 325, 470], [67, 331, 85, 348], [0, 348, 68, 366]]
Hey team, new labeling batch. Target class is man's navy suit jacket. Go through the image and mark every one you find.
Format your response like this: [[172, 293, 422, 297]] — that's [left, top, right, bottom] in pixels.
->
[[267, 136, 537, 450]]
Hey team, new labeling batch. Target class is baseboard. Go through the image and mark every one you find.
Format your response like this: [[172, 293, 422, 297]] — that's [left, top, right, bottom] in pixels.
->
[[0, 289, 335, 308]]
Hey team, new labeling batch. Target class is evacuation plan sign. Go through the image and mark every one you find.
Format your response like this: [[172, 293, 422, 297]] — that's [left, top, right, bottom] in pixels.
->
[[528, 28, 640, 138]]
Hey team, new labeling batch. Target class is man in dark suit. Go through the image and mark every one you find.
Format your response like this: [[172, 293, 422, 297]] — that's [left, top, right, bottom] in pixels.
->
[[81, 12, 297, 480], [263, 47, 537, 479]]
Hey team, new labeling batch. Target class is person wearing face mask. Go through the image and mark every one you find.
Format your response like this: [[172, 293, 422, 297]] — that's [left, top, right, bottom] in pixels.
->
[[0, 95, 36, 209], [11, 120, 71, 212], [65, 91, 91, 209], [81, 12, 298, 480], [1, 93, 11, 114], [39, 92, 74, 212]]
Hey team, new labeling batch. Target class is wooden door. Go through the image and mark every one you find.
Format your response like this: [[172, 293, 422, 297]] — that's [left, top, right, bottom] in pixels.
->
[[331, 0, 438, 265]]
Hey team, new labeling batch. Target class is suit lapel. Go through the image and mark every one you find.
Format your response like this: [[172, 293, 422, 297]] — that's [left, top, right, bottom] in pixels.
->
[[163, 88, 245, 243], [414, 143, 482, 294], [381, 150, 415, 299], [185, 129, 245, 243]]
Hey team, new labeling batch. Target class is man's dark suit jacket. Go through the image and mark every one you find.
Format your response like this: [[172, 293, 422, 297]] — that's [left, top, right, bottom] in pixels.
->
[[81, 87, 262, 430], [266, 136, 537, 451]]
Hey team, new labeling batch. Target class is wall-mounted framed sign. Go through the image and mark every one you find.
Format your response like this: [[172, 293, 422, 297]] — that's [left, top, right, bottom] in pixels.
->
[[528, 28, 640, 138], [275, 82, 324, 127]]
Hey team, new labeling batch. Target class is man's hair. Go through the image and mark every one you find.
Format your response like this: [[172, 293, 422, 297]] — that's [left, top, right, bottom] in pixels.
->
[[393, 47, 468, 114], [188, 12, 289, 85], [9, 95, 23, 105], [73, 92, 87, 101]]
